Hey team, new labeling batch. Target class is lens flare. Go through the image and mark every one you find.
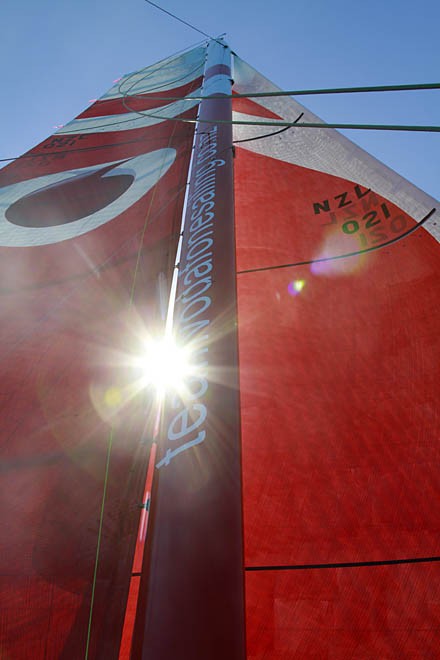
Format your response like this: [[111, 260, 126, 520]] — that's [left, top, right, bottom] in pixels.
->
[[288, 279, 306, 296], [138, 336, 191, 394], [104, 386, 122, 408], [310, 227, 367, 277]]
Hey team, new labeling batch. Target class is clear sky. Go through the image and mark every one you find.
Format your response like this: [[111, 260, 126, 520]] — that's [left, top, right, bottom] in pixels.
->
[[1, 0, 439, 198]]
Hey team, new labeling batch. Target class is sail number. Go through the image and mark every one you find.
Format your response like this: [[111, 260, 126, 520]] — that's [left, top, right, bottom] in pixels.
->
[[341, 204, 407, 247], [312, 185, 408, 248]]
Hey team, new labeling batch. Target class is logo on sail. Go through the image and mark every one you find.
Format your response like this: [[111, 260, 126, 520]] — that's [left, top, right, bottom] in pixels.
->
[[0, 149, 176, 246]]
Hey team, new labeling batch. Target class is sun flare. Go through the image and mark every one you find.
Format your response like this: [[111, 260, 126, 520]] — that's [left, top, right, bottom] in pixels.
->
[[138, 336, 191, 394]]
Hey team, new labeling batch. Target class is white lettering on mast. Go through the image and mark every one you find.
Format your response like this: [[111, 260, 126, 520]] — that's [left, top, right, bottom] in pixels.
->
[[156, 126, 224, 469]]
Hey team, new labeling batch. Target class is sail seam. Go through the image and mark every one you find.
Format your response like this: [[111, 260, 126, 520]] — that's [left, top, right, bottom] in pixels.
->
[[0, 135, 197, 163], [246, 556, 440, 571], [84, 426, 114, 659]]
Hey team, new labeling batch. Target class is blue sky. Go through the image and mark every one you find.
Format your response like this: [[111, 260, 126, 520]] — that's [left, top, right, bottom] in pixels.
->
[[1, 0, 439, 198]]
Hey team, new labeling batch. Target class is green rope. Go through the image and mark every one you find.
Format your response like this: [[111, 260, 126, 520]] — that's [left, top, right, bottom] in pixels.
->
[[122, 82, 440, 102], [234, 120, 440, 132], [117, 102, 440, 132], [84, 427, 114, 659], [222, 82, 440, 99], [102, 110, 440, 132]]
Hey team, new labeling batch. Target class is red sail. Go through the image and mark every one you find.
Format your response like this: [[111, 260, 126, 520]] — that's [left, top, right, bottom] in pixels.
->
[[232, 56, 440, 658], [2, 41, 439, 660], [0, 46, 204, 659]]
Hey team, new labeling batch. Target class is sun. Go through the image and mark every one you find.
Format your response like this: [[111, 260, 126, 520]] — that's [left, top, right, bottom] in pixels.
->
[[138, 335, 191, 395]]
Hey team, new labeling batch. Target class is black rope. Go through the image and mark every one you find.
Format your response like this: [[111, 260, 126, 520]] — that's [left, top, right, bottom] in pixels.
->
[[246, 556, 440, 571], [237, 208, 436, 276], [232, 113, 304, 145]]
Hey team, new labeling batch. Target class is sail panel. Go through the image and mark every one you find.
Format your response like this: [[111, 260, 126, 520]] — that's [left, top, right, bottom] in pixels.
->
[[0, 46, 204, 659], [100, 46, 206, 100], [233, 55, 440, 656], [78, 78, 204, 119], [233, 147, 432, 273], [232, 56, 439, 243], [238, 249, 440, 567], [246, 563, 440, 658]]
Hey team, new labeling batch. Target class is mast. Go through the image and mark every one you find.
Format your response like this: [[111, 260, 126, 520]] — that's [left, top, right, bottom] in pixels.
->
[[132, 39, 246, 659]]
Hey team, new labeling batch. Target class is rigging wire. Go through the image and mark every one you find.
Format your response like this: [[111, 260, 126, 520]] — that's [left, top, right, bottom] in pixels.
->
[[1, 18, 438, 163], [113, 50, 439, 135], [106, 61, 440, 133], [104, 95, 440, 133], [2, 117, 438, 164], [117, 79, 440, 133], [115, 52, 440, 133], [119, 81, 440, 102], [1, 74, 439, 164], [236, 208, 436, 276], [238, 120, 440, 132], [0, 47, 207, 164], [144, 0, 225, 47], [232, 82, 440, 98]]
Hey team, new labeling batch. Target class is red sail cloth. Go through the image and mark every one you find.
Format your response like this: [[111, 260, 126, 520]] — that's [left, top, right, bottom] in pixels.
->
[[234, 145, 440, 657], [0, 67, 199, 658]]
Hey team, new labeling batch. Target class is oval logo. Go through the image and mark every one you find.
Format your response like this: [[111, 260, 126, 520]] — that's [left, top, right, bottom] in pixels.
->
[[0, 149, 176, 246]]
